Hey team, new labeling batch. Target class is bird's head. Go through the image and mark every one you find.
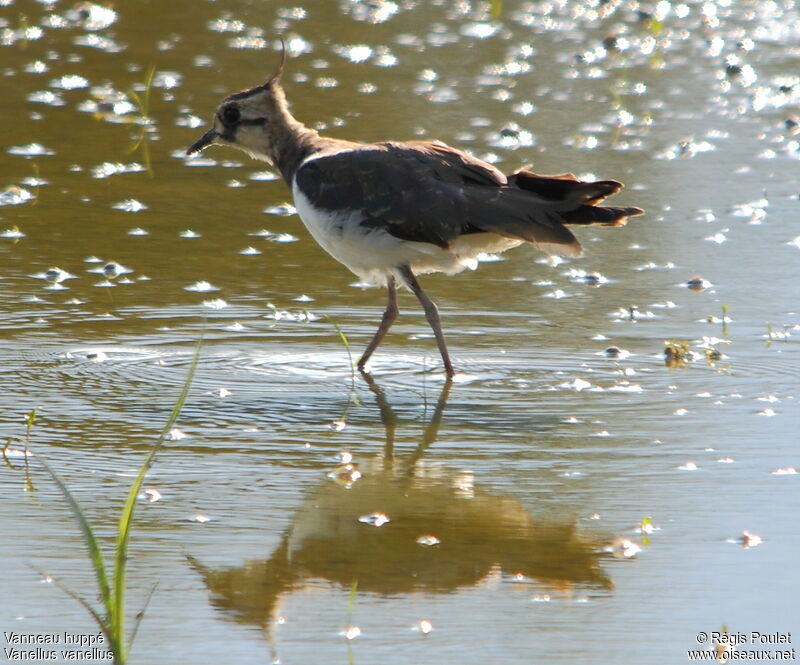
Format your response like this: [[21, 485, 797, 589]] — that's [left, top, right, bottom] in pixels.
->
[[187, 42, 290, 164]]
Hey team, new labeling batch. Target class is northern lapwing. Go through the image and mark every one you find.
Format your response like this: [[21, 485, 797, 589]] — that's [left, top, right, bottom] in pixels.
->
[[188, 46, 643, 377]]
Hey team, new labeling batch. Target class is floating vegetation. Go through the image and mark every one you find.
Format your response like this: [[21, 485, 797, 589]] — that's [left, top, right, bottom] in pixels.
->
[[112, 198, 148, 213], [202, 298, 228, 310], [63, 2, 119, 31], [142, 488, 162, 503], [560, 377, 592, 392], [266, 303, 318, 322], [343, 625, 361, 640], [736, 531, 763, 549], [663, 339, 693, 368], [0, 186, 34, 206], [634, 261, 675, 272], [78, 88, 135, 119], [150, 70, 183, 90], [228, 36, 268, 50], [24, 86, 60, 106], [333, 43, 373, 64], [487, 122, 535, 150], [249, 169, 278, 181], [31, 266, 76, 286], [763, 322, 793, 343], [655, 137, 716, 160], [564, 267, 607, 285], [206, 17, 246, 33], [415, 619, 434, 635], [637, 517, 658, 536], [685, 275, 712, 292], [611, 305, 656, 322], [185, 280, 219, 292], [94, 261, 133, 278], [50, 73, 90, 90], [7, 142, 55, 157], [73, 32, 125, 53], [167, 428, 186, 441], [0, 226, 26, 239], [704, 231, 727, 244], [607, 537, 641, 559], [90, 162, 146, 179], [329, 419, 347, 432], [263, 202, 297, 216], [343, 0, 400, 24], [358, 512, 391, 527], [327, 462, 362, 489]]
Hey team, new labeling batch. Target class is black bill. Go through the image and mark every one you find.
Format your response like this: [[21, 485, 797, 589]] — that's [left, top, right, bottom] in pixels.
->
[[187, 129, 218, 155]]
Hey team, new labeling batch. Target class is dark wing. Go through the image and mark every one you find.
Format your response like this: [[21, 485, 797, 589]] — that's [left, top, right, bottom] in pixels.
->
[[294, 141, 641, 257], [294, 142, 505, 249]]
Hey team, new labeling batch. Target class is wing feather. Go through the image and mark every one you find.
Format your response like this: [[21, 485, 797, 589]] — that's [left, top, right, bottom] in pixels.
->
[[294, 142, 641, 257]]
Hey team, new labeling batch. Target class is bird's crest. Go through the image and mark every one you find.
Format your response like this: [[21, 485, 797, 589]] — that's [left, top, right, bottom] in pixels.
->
[[267, 39, 287, 85]]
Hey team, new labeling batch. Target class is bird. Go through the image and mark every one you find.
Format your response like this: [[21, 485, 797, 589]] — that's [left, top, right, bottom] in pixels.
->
[[187, 45, 643, 377]]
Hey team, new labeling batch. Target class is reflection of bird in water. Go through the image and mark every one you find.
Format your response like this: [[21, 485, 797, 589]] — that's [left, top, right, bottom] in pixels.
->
[[188, 45, 643, 376], [187, 374, 612, 654]]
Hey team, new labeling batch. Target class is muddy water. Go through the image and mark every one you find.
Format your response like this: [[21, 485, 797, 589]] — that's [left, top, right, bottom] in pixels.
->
[[1, 1, 798, 663]]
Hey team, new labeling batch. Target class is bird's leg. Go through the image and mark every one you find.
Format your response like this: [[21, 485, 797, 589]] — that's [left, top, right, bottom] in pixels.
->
[[398, 265, 455, 377], [357, 275, 399, 372]]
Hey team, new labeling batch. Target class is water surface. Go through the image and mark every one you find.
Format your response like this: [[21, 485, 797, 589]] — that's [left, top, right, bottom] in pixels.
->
[[1, 1, 798, 663]]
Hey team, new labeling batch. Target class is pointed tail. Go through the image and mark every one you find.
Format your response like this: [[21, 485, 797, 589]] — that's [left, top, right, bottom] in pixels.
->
[[507, 170, 644, 227]]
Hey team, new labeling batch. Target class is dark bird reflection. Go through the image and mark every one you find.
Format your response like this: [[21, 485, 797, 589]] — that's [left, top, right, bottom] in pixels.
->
[[188, 373, 612, 639]]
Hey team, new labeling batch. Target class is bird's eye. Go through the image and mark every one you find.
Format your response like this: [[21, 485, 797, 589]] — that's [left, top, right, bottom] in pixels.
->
[[222, 105, 240, 124]]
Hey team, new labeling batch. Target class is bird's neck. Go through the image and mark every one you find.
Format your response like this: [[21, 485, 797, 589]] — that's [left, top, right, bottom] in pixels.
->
[[265, 113, 318, 182], [264, 83, 357, 183]]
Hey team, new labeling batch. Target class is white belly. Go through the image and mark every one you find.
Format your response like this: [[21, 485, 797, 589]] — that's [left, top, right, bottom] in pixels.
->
[[291, 179, 523, 286]]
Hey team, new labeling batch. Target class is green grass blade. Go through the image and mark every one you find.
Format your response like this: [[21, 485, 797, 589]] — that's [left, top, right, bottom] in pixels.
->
[[141, 65, 155, 118], [347, 579, 358, 616], [324, 314, 355, 369], [34, 457, 112, 624], [323, 314, 361, 407], [112, 338, 202, 656]]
